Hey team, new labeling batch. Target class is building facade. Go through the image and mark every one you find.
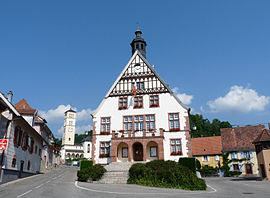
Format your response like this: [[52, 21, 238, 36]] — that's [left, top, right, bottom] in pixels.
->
[[191, 136, 223, 168], [221, 125, 264, 176], [91, 29, 192, 165], [0, 92, 44, 183], [253, 127, 270, 180]]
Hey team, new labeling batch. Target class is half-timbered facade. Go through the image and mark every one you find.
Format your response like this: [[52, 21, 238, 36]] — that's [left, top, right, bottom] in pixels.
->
[[91, 29, 192, 165]]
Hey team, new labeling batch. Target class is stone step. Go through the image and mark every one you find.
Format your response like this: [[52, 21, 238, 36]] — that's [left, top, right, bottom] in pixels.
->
[[96, 171, 129, 184]]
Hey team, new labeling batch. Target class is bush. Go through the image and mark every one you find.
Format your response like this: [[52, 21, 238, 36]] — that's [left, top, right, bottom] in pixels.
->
[[77, 164, 106, 182], [80, 160, 93, 170], [200, 166, 219, 177], [128, 160, 206, 191], [178, 157, 197, 173], [226, 171, 242, 177]]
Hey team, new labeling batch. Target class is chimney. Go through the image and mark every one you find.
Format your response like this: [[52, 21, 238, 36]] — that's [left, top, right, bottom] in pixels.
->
[[7, 91, 13, 103]]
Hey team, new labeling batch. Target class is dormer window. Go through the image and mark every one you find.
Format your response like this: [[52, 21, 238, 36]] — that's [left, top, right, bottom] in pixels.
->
[[119, 97, 128, 110]]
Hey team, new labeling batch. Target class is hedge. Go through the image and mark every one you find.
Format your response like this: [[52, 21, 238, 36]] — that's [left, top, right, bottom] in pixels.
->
[[178, 157, 200, 173], [127, 160, 206, 191], [77, 165, 106, 182], [80, 160, 93, 170]]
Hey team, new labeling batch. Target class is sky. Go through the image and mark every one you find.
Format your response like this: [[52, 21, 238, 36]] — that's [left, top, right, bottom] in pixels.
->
[[1, 0, 270, 137]]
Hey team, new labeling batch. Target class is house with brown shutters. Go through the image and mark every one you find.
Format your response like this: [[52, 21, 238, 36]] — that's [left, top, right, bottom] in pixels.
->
[[221, 125, 265, 176], [191, 136, 223, 168], [253, 126, 270, 180], [14, 99, 57, 172], [0, 92, 44, 184]]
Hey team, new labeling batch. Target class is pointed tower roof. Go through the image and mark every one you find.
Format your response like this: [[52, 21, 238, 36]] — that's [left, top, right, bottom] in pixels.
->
[[14, 99, 37, 115]]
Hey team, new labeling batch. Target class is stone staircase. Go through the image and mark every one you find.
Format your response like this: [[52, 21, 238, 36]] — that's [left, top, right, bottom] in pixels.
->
[[95, 162, 135, 184]]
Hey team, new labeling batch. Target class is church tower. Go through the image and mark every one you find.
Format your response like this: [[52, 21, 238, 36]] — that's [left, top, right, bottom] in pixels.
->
[[130, 27, 147, 58], [62, 109, 76, 145]]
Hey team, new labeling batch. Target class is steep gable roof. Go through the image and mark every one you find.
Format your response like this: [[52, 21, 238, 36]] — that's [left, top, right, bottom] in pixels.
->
[[191, 136, 222, 155], [0, 92, 20, 116], [253, 129, 270, 143], [14, 99, 37, 115], [221, 125, 265, 152], [92, 50, 189, 116]]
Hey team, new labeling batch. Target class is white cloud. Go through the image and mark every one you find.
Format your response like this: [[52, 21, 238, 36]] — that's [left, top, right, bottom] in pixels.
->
[[172, 87, 193, 105], [57, 124, 92, 135], [207, 85, 270, 113], [40, 104, 93, 124]]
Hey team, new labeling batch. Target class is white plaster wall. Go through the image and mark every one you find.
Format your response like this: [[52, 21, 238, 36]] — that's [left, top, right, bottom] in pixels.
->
[[82, 141, 92, 159], [94, 93, 189, 134], [94, 135, 112, 164], [93, 92, 190, 163], [163, 131, 189, 161]]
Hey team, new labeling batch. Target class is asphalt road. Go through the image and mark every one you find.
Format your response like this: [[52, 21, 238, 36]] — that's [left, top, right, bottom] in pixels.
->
[[0, 166, 269, 198]]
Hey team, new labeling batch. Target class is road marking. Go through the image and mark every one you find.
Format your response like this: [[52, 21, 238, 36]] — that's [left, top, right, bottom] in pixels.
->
[[75, 181, 217, 195], [45, 180, 51, 184], [35, 183, 44, 189], [16, 190, 32, 198]]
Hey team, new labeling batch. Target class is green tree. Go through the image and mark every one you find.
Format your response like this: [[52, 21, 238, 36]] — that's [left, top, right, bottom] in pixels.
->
[[189, 114, 232, 138]]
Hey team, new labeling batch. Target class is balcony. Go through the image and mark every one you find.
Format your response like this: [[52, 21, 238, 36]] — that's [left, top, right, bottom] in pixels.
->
[[112, 129, 164, 139]]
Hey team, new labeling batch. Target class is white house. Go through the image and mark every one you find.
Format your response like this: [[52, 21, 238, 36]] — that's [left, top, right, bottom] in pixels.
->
[[0, 92, 44, 183], [91, 28, 192, 165]]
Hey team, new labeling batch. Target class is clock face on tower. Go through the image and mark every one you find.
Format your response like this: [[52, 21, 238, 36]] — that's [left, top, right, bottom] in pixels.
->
[[68, 127, 73, 132], [133, 65, 142, 73]]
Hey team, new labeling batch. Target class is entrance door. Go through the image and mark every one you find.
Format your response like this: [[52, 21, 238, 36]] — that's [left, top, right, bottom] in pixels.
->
[[19, 161, 24, 178], [260, 164, 266, 178], [245, 164, 253, 174], [133, 143, 143, 161]]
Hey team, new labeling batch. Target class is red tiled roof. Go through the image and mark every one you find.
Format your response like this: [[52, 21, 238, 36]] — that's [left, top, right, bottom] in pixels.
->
[[191, 136, 222, 155], [221, 125, 265, 152], [253, 129, 270, 143], [14, 99, 36, 115]]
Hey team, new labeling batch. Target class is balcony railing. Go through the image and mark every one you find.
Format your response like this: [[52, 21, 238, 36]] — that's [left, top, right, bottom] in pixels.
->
[[112, 129, 164, 139]]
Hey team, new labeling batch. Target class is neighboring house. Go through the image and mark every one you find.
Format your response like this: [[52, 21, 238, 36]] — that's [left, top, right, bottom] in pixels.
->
[[91, 28, 191, 165], [14, 99, 57, 172], [191, 136, 223, 168], [253, 126, 270, 180], [60, 110, 92, 162], [221, 125, 265, 176], [0, 92, 44, 184]]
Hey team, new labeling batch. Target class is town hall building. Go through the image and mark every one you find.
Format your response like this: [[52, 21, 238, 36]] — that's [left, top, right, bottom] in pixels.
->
[[91, 28, 192, 165]]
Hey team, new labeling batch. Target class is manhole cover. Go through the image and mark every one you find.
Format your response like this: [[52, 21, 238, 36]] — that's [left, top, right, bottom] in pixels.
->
[[242, 192, 254, 195]]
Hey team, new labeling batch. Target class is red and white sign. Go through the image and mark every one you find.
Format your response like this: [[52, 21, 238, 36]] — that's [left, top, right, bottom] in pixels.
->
[[0, 139, 8, 151]]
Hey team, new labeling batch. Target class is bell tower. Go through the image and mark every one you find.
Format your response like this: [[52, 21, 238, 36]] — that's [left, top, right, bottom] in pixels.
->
[[62, 109, 76, 145], [130, 27, 147, 58]]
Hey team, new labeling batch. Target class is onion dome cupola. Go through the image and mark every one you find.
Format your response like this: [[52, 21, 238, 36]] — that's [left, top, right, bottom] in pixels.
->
[[130, 27, 147, 58]]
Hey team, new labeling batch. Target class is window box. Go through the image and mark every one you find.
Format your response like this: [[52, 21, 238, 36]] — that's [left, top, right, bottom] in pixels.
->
[[100, 132, 110, 135], [119, 130, 124, 133], [99, 154, 110, 158], [171, 151, 182, 156], [118, 106, 127, 110], [152, 133, 155, 136], [169, 128, 180, 132], [150, 104, 159, 108], [134, 105, 143, 109]]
